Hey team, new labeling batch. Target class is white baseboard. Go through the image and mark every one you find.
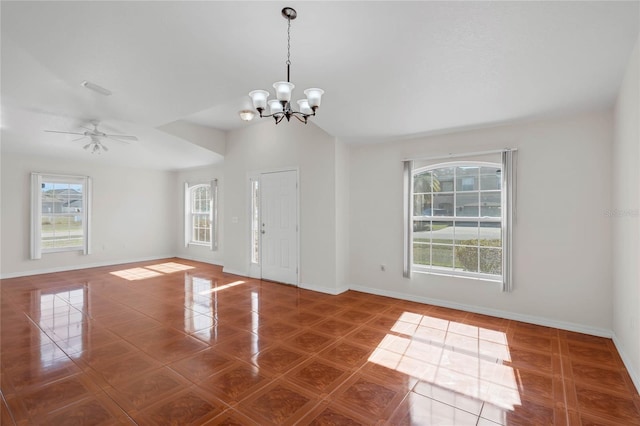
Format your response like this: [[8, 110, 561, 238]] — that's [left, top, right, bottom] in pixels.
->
[[177, 254, 223, 267], [348, 284, 612, 338], [612, 333, 640, 394], [300, 282, 349, 296], [222, 267, 248, 277], [0, 255, 176, 279]]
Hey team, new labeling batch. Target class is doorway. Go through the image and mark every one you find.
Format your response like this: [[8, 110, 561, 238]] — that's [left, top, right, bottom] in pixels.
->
[[249, 169, 299, 285]]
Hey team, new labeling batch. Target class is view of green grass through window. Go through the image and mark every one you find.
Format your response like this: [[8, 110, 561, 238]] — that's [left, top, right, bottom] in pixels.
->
[[413, 164, 502, 276], [41, 182, 84, 249]]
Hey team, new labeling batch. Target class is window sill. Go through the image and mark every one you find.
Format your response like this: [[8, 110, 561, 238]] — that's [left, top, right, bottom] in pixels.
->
[[412, 267, 502, 284], [188, 242, 211, 248]]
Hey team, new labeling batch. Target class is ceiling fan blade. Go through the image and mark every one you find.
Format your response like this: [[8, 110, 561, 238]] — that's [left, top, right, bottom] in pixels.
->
[[101, 144, 109, 152], [72, 136, 87, 142], [44, 130, 85, 136], [83, 143, 92, 150], [105, 134, 138, 142]]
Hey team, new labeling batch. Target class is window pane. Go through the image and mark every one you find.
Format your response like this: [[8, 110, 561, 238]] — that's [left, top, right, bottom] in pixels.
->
[[414, 194, 432, 216], [479, 222, 501, 247], [189, 185, 212, 244], [413, 242, 431, 265], [413, 219, 431, 234], [432, 193, 454, 216], [481, 167, 501, 190], [456, 192, 479, 217], [453, 221, 479, 244], [432, 245, 453, 268], [430, 221, 453, 244], [456, 166, 479, 191], [251, 179, 260, 264], [434, 167, 454, 192], [455, 245, 478, 272], [41, 181, 84, 250], [414, 171, 438, 193], [480, 192, 501, 217], [480, 247, 502, 275]]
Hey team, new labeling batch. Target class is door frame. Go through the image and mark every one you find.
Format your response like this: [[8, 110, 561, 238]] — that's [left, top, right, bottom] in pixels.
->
[[247, 167, 300, 285]]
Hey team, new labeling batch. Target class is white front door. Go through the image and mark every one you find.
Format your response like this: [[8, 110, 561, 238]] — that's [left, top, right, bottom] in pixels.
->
[[260, 170, 298, 285]]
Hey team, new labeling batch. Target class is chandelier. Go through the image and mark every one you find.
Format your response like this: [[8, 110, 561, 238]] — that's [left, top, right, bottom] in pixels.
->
[[248, 7, 324, 124]]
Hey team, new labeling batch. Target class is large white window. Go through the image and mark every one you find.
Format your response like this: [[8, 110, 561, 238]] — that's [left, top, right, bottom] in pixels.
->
[[404, 150, 515, 290], [31, 173, 91, 259], [184, 180, 218, 249]]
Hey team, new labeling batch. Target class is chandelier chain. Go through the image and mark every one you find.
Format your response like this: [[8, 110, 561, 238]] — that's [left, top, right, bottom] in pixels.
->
[[286, 16, 291, 66]]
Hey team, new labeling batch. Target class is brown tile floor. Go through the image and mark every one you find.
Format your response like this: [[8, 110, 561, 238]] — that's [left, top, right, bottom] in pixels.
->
[[1, 258, 639, 425]]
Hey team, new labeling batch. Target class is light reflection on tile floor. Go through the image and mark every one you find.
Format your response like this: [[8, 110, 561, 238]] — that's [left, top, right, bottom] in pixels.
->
[[1, 259, 640, 425]]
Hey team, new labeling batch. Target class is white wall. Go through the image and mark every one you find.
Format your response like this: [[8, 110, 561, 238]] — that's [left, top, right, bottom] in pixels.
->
[[0, 152, 178, 277], [223, 120, 341, 293], [612, 36, 640, 390], [174, 165, 224, 265], [349, 111, 613, 333]]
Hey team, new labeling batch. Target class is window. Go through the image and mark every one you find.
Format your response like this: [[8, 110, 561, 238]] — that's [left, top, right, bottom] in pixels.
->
[[250, 177, 260, 264], [184, 180, 218, 249], [404, 150, 515, 290], [31, 173, 91, 259]]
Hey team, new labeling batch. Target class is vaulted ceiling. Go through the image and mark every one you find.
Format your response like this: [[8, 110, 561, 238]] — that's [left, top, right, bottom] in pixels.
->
[[1, 1, 638, 170]]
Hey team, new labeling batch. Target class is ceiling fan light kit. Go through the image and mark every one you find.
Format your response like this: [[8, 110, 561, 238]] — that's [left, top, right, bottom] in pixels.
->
[[248, 7, 324, 124], [239, 110, 256, 121], [44, 122, 138, 154]]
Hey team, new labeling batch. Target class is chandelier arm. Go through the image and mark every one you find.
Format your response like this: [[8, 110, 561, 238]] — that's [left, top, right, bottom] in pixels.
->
[[292, 114, 308, 124]]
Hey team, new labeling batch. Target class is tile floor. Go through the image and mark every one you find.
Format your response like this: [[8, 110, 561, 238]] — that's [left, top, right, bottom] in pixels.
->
[[1, 258, 639, 425]]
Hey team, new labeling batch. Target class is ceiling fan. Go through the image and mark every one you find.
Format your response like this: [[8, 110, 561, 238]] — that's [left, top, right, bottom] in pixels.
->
[[44, 122, 138, 154]]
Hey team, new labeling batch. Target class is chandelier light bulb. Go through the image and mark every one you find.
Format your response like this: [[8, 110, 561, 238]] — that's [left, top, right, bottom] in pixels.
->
[[304, 88, 324, 108], [269, 99, 284, 114], [248, 90, 269, 110], [297, 99, 313, 115], [273, 81, 295, 102]]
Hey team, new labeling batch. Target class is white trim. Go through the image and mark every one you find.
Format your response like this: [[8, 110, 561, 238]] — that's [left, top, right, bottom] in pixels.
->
[[222, 267, 248, 277], [501, 149, 515, 292], [299, 282, 349, 296], [84, 177, 92, 255], [184, 182, 189, 248], [0, 255, 175, 279], [246, 167, 300, 287], [348, 283, 612, 337], [210, 179, 218, 251], [403, 148, 518, 162], [30, 173, 42, 260], [402, 160, 413, 278], [31, 173, 91, 259], [177, 253, 224, 267], [612, 333, 640, 394]]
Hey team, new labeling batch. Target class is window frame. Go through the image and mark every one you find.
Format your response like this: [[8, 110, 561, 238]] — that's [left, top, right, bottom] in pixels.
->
[[31, 173, 91, 259], [411, 161, 503, 281], [403, 150, 515, 290], [184, 180, 218, 250]]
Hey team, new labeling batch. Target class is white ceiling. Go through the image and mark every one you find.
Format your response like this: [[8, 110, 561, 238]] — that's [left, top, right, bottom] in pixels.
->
[[1, 1, 638, 170]]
